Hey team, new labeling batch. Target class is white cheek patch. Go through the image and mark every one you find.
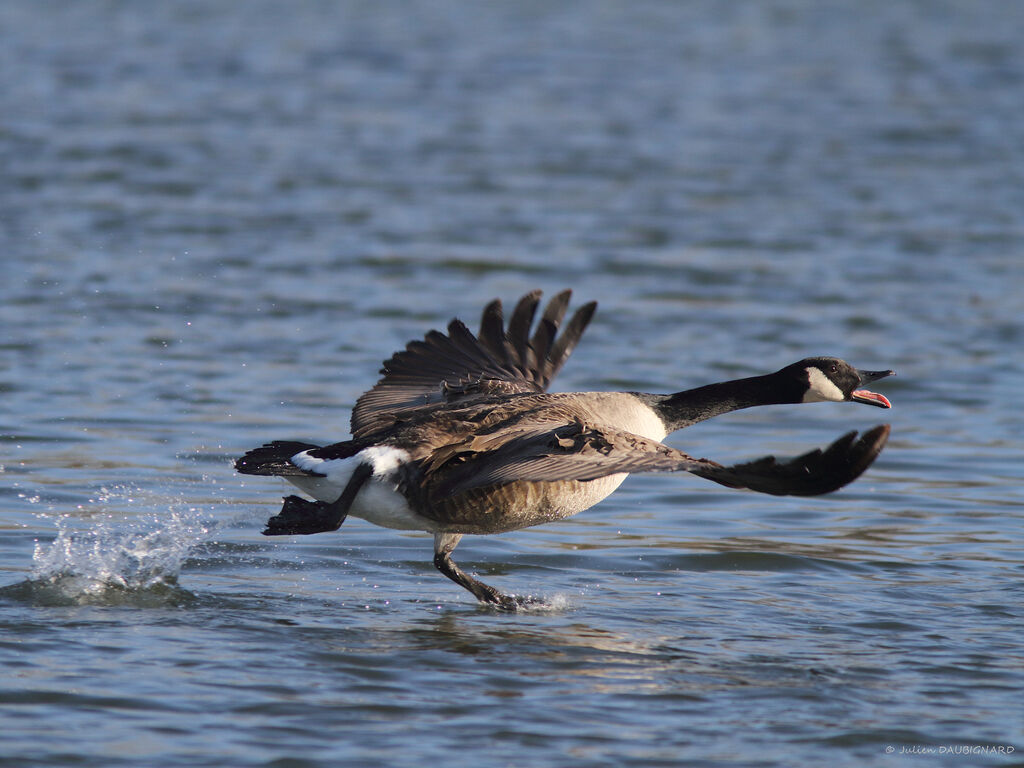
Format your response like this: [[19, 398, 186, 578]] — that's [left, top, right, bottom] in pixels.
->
[[802, 366, 846, 403]]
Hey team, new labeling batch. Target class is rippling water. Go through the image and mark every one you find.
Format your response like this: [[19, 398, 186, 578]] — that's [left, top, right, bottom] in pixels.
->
[[2, 2, 1023, 766]]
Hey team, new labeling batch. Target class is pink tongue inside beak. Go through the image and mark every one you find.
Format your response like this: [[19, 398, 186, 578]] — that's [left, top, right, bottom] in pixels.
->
[[852, 389, 891, 408]]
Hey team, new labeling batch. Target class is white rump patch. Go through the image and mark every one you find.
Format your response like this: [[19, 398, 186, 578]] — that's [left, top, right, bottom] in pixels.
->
[[289, 445, 411, 482], [802, 366, 845, 403], [290, 450, 347, 478], [287, 450, 360, 502], [358, 445, 412, 478]]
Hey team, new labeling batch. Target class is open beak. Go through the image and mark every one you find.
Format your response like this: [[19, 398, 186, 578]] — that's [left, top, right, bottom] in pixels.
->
[[852, 368, 895, 408]]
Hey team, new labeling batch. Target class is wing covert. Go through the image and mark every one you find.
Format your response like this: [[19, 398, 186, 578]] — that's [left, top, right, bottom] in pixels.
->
[[431, 423, 891, 500]]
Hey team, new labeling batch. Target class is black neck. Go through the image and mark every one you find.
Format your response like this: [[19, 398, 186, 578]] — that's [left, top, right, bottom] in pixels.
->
[[647, 372, 799, 433]]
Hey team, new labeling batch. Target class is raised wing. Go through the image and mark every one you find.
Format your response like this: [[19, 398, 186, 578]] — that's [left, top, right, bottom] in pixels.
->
[[433, 422, 891, 499], [350, 290, 596, 439]]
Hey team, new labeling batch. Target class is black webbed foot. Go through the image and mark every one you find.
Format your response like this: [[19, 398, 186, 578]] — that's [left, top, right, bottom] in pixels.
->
[[488, 592, 545, 612], [262, 463, 373, 537], [263, 495, 347, 536]]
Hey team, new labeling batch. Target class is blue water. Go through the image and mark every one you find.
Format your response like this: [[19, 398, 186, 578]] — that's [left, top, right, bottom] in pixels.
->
[[2, 2, 1023, 766]]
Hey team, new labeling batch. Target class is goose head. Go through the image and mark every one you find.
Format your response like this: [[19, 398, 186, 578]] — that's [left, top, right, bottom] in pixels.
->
[[787, 357, 894, 408]]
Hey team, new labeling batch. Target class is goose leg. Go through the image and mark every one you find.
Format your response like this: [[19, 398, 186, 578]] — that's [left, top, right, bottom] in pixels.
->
[[433, 532, 532, 611], [263, 463, 372, 536]]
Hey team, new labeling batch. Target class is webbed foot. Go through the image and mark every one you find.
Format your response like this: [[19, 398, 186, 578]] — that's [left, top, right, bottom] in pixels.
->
[[488, 592, 545, 612], [263, 495, 347, 536]]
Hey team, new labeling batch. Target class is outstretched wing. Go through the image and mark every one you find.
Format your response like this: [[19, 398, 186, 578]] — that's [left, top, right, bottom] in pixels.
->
[[433, 422, 891, 499], [351, 290, 597, 440], [690, 425, 890, 496]]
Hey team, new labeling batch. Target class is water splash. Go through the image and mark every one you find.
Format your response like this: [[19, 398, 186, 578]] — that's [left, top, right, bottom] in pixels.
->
[[24, 484, 228, 606]]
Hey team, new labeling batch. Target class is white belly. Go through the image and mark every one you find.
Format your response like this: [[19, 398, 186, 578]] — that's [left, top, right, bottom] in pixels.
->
[[285, 451, 436, 532], [287, 475, 434, 532]]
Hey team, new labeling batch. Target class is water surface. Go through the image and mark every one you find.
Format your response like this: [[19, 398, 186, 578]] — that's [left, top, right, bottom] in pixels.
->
[[2, 2, 1023, 766]]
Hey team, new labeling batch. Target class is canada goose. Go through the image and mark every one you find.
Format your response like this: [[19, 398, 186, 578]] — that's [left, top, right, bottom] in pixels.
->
[[237, 290, 893, 610]]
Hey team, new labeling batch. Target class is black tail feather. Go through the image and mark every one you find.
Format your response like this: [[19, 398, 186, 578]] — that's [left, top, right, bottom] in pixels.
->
[[235, 441, 319, 476]]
